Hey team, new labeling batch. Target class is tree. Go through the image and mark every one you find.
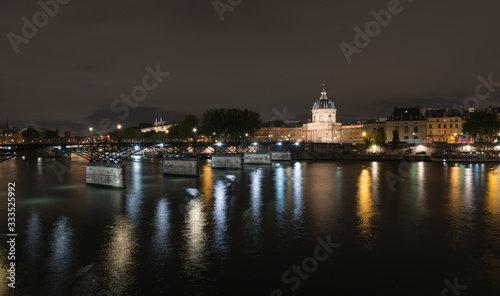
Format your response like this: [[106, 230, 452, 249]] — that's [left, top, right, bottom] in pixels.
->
[[22, 128, 42, 141], [201, 108, 261, 141], [374, 127, 386, 147], [463, 111, 500, 142], [178, 114, 200, 139], [142, 130, 167, 142], [43, 130, 60, 140], [392, 129, 400, 150], [362, 133, 373, 147], [109, 127, 141, 140], [166, 124, 181, 141]]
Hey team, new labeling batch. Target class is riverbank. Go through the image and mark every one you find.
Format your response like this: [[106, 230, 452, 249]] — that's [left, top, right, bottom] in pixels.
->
[[294, 152, 430, 161], [293, 152, 500, 163]]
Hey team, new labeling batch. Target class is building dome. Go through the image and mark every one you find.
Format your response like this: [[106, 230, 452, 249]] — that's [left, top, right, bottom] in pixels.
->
[[312, 89, 335, 110]]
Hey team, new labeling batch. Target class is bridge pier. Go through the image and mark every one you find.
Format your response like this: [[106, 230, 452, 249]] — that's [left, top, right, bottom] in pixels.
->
[[163, 158, 200, 176], [211, 154, 243, 169], [271, 151, 292, 161], [244, 152, 272, 164], [86, 163, 126, 188]]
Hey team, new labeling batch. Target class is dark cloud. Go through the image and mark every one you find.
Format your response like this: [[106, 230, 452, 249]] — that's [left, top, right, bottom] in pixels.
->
[[2, 0, 500, 131]]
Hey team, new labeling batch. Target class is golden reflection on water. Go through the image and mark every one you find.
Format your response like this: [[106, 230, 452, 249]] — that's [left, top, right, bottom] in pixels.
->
[[0, 246, 8, 295], [307, 164, 337, 232], [104, 215, 136, 295], [356, 168, 375, 248], [484, 168, 500, 289], [447, 166, 467, 246], [200, 165, 214, 214], [485, 168, 500, 244]]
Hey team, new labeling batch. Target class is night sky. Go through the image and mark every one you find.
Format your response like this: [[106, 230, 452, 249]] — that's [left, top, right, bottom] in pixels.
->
[[2, 0, 500, 134]]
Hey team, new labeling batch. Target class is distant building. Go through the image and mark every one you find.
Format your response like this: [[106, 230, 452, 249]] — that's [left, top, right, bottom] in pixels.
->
[[385, 107, 427, 144], [486, 106, 500, 118], [364, 118, 387, 139], [425, 108, 468, 143], [254, 121, 304, 142], [339, 122, 365, 144], [304, 87, 342, 143], [0, 119, 21, 144], [140, 119, 174, 133]]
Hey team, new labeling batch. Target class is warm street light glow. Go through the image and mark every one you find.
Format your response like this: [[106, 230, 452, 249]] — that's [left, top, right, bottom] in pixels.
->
[[89, 127, 93, 132], [193, 128, 197, 133], [245, 133, 248, 137], [117, 125, 122, 129], [362, 132, 366, 136]]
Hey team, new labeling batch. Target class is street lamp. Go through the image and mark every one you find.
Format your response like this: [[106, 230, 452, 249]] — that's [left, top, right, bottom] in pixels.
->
[[117, 125, 122, 129], [193, 128, 197, 143], [89, 127, 93, 143]]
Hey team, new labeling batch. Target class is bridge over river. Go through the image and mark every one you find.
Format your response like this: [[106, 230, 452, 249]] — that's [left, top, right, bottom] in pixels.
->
[[0, 141, 303, 188]]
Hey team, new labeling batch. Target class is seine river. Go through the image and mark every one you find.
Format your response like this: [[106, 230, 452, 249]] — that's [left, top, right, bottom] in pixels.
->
[[1, 156, 499, 295]]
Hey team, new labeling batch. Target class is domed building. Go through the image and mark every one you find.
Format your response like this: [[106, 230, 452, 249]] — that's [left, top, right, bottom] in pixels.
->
[[305, 87, 342, 142]]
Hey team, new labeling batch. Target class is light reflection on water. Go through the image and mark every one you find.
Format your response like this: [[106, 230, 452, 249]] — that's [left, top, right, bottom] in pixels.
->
[[356, 168, 375, 249], [292, 162, 303, 224], [103, 215, 136, 295], [0, 246, 8, 296], [126, 159, 144, 225], [274, 166, 286, 227], [152, 198, 171, 262], [25, 210, 42, 263], [182, 197, 208, 291], [484, 168, 500, 290], [4, 158, 500, 295], [213, 180, 229, 254], [47, 216, 73, 295], [250, 168, 263, 232]]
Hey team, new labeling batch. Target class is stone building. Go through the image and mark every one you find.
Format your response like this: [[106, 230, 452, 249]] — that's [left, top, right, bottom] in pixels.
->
[[253, 121, 305, 142], [385, 107, 427, 144], [425, 108, 466, 143], [305, 87, 342, 143]]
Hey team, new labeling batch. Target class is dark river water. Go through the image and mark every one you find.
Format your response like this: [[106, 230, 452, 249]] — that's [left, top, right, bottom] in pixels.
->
[[0, 156, 499, 295]]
